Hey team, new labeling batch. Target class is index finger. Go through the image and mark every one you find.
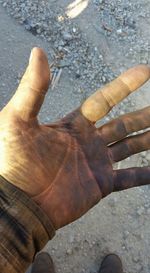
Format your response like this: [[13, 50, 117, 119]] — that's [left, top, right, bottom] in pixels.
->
[[81, 65, 150, 122]]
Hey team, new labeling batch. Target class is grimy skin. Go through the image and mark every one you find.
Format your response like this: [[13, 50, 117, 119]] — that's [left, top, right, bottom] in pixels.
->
[[0, 47, 150, 230]]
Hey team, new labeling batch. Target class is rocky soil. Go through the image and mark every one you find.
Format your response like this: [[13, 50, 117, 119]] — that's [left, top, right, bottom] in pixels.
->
[[0, 1, 150, 273]]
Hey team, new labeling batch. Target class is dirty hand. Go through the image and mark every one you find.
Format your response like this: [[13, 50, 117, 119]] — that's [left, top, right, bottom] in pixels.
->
[[0, 47, 150, 230]]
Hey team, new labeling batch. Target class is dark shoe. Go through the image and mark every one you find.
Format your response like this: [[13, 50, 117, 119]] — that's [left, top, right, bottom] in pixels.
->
[[99, 254, 123, 273], [31, 252, 55, 273]]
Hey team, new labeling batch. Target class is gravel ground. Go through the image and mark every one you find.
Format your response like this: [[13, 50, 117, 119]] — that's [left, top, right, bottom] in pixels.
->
[[0, 1, 150, 273]]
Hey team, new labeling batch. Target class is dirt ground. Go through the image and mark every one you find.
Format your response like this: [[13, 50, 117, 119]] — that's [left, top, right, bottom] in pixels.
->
[[0, 1, 150, 273]]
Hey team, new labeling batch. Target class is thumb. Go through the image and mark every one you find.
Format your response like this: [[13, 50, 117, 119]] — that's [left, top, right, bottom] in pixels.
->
[[8, 47, 51, 121]]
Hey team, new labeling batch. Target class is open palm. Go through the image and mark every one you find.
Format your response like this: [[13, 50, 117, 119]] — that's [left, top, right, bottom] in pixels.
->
[[0, 48, 150, 229]]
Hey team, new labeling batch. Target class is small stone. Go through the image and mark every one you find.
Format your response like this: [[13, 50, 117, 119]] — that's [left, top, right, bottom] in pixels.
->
[[62, 31, 72, 41], [122, 245, 126, 250], [36, 28, 42, 34], [66, 248, 72, 255], [102, 76, 106, 82], [117, 29, 123, 35], [72, 27, 77, 33], [58, 40, 65, 47], [124, 230, 130, 237], [75, 71, 81, 79]]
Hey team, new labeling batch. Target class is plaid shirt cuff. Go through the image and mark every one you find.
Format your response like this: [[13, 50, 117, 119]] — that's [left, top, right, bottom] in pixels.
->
[[0, 176, 55, 273]]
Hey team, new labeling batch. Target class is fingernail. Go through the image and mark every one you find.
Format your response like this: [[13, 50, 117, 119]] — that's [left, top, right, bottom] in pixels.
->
[[29, 50, 33, 63]]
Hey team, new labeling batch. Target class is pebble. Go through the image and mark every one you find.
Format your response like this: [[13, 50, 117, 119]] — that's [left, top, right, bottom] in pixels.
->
[[62, 31, 73, 41], [66, 248, 73, 255], [122, 245, 126, 250], [72, 27, 77, 33], [124, 230, 130, 238], [117, 29, 123, 35]]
